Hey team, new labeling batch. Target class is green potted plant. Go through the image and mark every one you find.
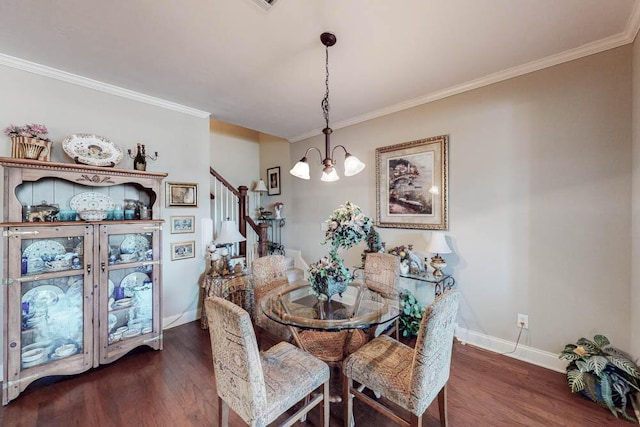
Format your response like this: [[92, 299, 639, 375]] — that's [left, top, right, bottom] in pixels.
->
[[398, 290, 424, 338], [559, 334, 640, 422]]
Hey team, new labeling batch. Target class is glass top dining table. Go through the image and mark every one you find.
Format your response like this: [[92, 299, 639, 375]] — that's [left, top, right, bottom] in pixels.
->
[[261, 280, 400, 331]]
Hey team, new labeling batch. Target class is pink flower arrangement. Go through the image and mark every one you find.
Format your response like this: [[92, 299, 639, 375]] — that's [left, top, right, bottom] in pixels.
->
[[4, 123, 50, 142]]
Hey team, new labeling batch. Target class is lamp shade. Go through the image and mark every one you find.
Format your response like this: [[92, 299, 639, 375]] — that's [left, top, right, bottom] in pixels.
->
[[344, 154, 365, 176], [290, 159, 310, 180], [321, 167, 339, 182], [426, 232, 451, 254], [214, 220, 246, 244], [253, 179, 268, 192]]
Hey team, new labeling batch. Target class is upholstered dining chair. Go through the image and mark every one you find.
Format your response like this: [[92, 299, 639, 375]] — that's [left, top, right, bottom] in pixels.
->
[[205, 296, 330, 427], [363, 252, 401, 340], [342, 290, 460, 427], [251, 255, 292, 346]]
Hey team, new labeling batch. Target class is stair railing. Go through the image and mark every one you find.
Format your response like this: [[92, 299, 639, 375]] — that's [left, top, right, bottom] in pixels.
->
[[210, 167, 268, 266]]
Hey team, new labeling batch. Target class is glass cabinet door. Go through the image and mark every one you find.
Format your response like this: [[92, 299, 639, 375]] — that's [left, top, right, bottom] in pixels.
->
[[4, 225, 94, 402], [99, 224, 161, 362]]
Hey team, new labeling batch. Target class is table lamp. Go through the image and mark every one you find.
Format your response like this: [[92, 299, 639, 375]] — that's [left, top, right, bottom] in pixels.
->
[[253, 179, 268, 217], [213, 219, 246, 275], [425, 232, 452, 277]]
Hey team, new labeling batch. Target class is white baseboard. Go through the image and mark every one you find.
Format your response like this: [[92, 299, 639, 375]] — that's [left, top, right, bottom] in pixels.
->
[[162, 308, 200, 330], [455, 326, 566, 373]]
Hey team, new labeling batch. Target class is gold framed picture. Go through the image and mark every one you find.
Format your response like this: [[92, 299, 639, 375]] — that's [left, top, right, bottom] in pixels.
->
[[166, 182, 198, 208], [376, 135, 449, 230]]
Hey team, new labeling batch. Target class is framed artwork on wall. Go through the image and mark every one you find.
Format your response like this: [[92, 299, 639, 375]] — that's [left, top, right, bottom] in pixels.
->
[[267, 166, 281, 195], [170, 240, 195, 260], [170, 215, 195, 234], [376, 135, 449, 230], [166, 182, 198, 207]]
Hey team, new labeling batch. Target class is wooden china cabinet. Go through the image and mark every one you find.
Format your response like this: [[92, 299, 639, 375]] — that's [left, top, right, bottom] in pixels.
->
[[0, 158, 167, 404]]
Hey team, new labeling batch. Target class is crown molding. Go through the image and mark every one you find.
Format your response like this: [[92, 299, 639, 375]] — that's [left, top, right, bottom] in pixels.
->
[[0, 53, 211, 119], [289, 18, 640, 143]]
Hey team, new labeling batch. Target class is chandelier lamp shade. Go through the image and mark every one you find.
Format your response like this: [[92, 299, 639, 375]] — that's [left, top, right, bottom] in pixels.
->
[[289, 32, 365, 182]]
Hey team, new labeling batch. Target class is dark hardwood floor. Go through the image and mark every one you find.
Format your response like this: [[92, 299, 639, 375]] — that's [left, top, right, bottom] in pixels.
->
[[0, 321, 630, 426]]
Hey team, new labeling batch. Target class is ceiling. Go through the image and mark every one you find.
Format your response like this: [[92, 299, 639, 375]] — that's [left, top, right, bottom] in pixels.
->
[[0, 0, 639, 142]]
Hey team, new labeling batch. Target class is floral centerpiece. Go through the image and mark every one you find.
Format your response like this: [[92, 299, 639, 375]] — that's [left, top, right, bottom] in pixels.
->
[[307, 256, 352, 300], [4, 123, 50, 160], [308, 202, 372, 300], [559, 334, 640, 422]]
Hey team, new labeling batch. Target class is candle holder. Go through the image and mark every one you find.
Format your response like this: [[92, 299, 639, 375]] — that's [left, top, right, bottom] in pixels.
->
[[127, 144, 158, 171]]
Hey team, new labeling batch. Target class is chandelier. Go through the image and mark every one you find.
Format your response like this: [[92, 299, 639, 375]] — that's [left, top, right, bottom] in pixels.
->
[[289, 32, 365, 182]]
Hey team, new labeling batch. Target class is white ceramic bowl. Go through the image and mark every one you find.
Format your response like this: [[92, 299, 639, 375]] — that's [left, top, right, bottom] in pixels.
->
[[78, 209, 107, 221], [22, 347, 45, 363], [119, 253, 137, 262], [54, 344, 77, 358]]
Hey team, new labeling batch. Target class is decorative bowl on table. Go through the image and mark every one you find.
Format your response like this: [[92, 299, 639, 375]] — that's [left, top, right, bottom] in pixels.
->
[[78, 209, 107, 221]]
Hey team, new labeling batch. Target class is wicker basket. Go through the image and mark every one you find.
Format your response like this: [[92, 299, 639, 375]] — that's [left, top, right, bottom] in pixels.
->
[[11, 137, 52, 161]]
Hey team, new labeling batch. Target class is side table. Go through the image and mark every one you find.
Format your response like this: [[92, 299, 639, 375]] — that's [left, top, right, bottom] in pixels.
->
[[201, 273, 253, 329]]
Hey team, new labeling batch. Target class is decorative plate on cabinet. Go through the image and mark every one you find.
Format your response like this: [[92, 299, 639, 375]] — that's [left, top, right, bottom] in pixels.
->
[[62, 134, 124, 167], [22, 285, 64, 307], [69, 192, 115, 212], [120, 234, 150, 255], [22, 240, 66, 262], [120, 272, 151, 297]]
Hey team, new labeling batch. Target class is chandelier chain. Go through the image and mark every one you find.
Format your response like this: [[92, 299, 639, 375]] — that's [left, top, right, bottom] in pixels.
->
[[322, 44, 330, 128]]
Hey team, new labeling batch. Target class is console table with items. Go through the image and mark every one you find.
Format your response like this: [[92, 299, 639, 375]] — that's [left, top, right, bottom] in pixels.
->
[[0, 157, 167, 404], [200, 272, 253, 329], [353, 265, 455, 305]]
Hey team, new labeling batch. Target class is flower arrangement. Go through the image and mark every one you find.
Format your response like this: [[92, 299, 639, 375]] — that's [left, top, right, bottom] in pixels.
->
[[307, 256, 352, 299], [387, 244, 412, 262], [559, 334, 640, 422], [324, 201, 373, 256], [309, 201, 372, 300], [4, 123, 50, 142]]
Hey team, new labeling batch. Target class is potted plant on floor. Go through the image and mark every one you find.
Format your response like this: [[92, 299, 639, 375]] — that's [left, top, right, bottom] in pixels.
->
[[559, 334, 640, 422]]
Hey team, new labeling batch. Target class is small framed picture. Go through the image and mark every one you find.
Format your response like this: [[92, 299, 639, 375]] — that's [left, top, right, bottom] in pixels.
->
[[267, 166, 281, 196], [171, 240, 195, 260], [170, 215, 195, 234], [166, 182, 198, 207]]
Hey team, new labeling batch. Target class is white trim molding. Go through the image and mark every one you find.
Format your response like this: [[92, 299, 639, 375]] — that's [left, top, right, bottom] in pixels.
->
[[289, 15, 640, 143], [455, 326, 567, 373], [0, 53, 211, 119]]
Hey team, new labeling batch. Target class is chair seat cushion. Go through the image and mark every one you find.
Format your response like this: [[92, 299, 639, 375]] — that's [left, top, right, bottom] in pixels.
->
[[343, 334, 414, 408], [261, 342, 330, 424]]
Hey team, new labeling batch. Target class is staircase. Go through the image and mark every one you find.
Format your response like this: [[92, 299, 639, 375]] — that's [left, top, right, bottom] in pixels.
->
[[209, 167, 268, 266], [209, 167, 309, 276], [285, 252, 306, 284]]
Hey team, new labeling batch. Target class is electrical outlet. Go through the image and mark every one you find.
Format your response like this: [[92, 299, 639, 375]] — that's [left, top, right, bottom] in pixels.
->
[[517, 313, 529, 330], [320, 222, 328, 231]]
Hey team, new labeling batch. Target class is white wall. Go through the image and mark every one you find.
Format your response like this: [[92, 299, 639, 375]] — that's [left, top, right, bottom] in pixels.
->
[[288, 46, 633, 358], [0, 63, 211, 350], [210, 119, 260, 189], [631, 34, 640, 358]]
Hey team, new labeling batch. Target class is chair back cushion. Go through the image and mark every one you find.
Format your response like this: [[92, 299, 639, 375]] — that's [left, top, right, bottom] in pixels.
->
[[409, 290, 459, 414], [205, 296, 267, 423], [364, 253, 400, 298], [251, 255, 292, 341]]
